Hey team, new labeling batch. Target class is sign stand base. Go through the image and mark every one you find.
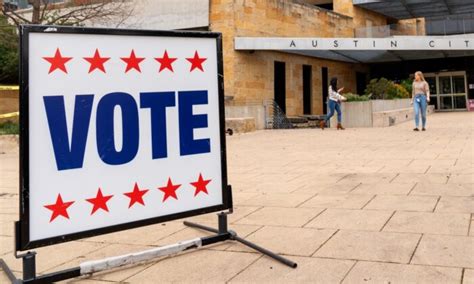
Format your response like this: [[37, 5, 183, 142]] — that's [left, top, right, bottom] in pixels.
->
[[0, 213, 297, 283], [184, 212, 298, 268]]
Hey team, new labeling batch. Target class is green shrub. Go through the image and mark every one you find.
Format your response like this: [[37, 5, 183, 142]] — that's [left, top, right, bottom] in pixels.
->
[[365, 78, 410, 100], [344, 93, 370, 102], [386, 83, 410, 99], [364, 78, 392, 99], [401, 79, 413, 95], [0, 121, 19, 135]]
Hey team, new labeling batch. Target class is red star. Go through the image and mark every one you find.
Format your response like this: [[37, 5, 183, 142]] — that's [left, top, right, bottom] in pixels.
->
[[86, 188, 113, 215], [43, 48, 73, 74], [155, 50, 177, 72], [44, 194, 74, 222], [84, 49, 110, 73], [186, 51, 207, 72], [158, 178, 181, 202], [121, 50, 145, 73], [190, 173, 211, 196], [124, 183, 149, 208]]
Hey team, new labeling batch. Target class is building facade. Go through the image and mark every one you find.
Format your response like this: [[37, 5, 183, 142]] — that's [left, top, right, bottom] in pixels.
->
[[6, 0, 474, 125], [207, 0, 474, 124]]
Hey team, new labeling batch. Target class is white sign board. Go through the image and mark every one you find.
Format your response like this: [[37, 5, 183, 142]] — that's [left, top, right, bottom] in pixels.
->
[[19, 26, 230, 250]]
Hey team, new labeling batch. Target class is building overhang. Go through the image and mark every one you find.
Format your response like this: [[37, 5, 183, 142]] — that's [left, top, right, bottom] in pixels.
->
[[352, 0, 474, 20], [234, 36, 474, 63]]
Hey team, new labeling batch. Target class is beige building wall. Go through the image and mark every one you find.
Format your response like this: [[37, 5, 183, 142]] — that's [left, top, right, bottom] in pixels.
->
[[333, 0, 387, 29], [210, 0, 372, 116]]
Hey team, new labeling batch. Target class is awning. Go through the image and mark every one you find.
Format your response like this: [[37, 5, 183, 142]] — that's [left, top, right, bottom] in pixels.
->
[[234, 36, 474, 63], [353, 0, 474, 20]]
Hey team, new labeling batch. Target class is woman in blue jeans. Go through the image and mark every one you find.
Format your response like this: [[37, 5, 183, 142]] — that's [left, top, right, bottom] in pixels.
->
[[320, 77, 347, 130], [411, 71, 430, 131]]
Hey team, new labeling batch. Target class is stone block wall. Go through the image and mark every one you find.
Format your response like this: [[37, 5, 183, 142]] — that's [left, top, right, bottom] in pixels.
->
[[209, 0, 372, 117], [333, 0, 387, 31], [232, 50, 368, 116]]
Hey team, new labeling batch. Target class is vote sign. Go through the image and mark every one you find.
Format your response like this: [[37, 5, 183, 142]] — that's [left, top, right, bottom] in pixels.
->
[[18, 26, 230, 250]]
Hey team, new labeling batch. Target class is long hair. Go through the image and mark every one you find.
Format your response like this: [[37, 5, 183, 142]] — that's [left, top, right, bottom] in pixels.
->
[[330, 77, 338, 92], [415, 71, 426, 82]]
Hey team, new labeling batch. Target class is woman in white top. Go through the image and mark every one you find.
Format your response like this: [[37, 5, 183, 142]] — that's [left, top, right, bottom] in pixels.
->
[[320, 77, 347, 130], [411, 71, 430, 131]]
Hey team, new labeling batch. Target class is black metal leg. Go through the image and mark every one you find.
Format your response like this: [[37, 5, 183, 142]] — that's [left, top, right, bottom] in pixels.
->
[[233, 235, 297, 268], [0, 259, 19, 284], [184, 213, 298, 269], [183, 221, 219, 234], [22, 252, 36, 281]]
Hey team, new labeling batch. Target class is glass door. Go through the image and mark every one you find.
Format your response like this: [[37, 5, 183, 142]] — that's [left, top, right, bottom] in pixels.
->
[[424, 71, 468, 111], [439, 75, 453, 110], [452, 75, 467, 109]]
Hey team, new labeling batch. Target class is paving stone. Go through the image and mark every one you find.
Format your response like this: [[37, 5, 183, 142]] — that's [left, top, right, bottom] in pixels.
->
[[230, 256, 354, 284], [235, 207, 324, 227], [183, 205, 261, 224], [83, 222, 187, 245], [0, 220, 14, 237], [410, 183, 474, 197], [392, 173, 449, 184], [126, 250, 259, 283], [337, 173, 396, 184], [410, 159, 457, 166], [377, 164, 431, 174], [448, 174, 474, 184], [351, 183, 414, 195], [293, 182, 359, 195], [299, 194, 374, 209], [305, 208, 393, 231], [0, 236, 13, 255], [383, 211, 470, 235], [435, 196, 474, 213], [297, 182, 361, 195], [227, 226, 336, 256], [237, 192, 315, 207], [343, 261, 462, 284], [314, 230, 420, 263], [464, 269, 474, 284], [412, 235, 474, 268], [364, 195, 438, 212]]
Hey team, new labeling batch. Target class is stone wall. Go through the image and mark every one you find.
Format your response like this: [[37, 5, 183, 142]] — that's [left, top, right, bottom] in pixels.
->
[[333, 0, 387, 30], [330, 99, 436, 128], [209, 0, 371, 116], [232, 50, 368, 116]]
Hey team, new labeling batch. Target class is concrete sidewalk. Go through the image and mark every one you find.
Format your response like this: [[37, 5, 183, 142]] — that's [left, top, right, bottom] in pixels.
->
[[1, 112, 473, 283]]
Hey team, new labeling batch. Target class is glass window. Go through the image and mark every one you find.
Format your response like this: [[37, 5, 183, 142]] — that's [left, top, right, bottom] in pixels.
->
[[452, 76, 466, 94], [454, 96, 467, 109], [426, 77, 437, 95], [439, 76, 452, 94]]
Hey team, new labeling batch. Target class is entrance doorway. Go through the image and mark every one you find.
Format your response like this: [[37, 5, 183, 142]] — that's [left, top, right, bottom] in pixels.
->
[[321, 67, 328, 114], [274, 61, 286, 113], [303, 65, 312, 115], [356, 72, 367, 96], [425, 71, 468, 111]]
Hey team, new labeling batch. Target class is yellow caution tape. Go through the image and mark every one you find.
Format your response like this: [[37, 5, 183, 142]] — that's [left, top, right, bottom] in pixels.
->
[[0, 112, 19, 119]]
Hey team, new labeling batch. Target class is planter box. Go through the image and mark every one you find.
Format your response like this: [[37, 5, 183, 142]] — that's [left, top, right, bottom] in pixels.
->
[[330, 99, 435, 128]]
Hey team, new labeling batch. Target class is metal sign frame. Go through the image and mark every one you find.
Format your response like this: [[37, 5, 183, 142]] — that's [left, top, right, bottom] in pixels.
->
[[17, 25, 231, 251]]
